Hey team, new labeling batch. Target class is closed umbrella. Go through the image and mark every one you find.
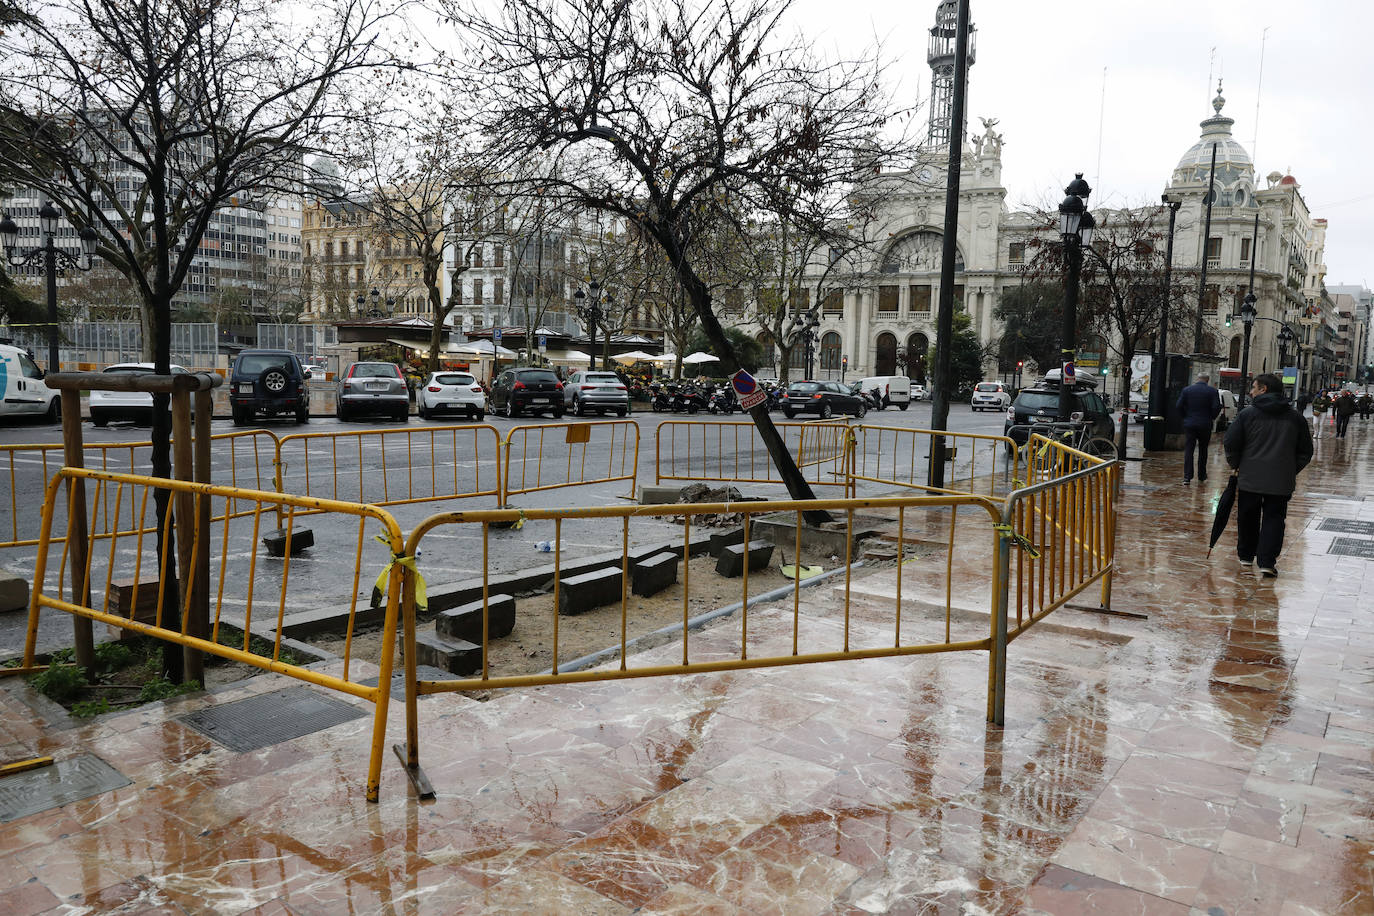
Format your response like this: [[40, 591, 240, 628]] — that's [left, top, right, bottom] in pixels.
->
[[1207, 472, 1239, 556]]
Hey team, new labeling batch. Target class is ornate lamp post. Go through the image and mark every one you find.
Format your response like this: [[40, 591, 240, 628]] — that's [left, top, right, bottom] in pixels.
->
[[1238, 291, 1257, 407], [573, 281, 609, 370], [0, 203, 98, 371], [1277, 324, 1295, 383], [1145, 194, 1182, 450], [1057, 174, 1095, 422]]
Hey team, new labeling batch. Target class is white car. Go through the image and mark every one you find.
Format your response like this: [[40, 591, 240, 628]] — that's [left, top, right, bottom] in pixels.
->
[[970, 380, 1011, 411], [910, 384, 929, 401], [417, 371, 487, 421], [0, 343, 61, 422], [89, 362, 189, 427]]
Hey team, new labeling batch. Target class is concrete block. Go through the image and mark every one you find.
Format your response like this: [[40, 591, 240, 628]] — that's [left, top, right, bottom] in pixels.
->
[[632, 552, 679, 597], [437, 594, 516, 643], [0, 571, 30, 613], [412, 631, 482, 676], [715, 540, 774, 577], [709, 527, 747, 557], [558, 566, 623, 616], [263, 526, 314, 558]]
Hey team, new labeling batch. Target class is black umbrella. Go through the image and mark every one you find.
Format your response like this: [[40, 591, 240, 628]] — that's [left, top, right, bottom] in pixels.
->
[[1208, 472, 1239, 555]]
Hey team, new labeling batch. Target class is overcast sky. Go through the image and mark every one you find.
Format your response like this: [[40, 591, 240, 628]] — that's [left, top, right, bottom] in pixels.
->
[[787, 0, 1373, 289]]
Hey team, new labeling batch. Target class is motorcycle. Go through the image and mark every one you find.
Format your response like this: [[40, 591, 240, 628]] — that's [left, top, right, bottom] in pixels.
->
[[650, 383, 676, 413], [707, 386, 739, 414], [672, 384, 708, 414]]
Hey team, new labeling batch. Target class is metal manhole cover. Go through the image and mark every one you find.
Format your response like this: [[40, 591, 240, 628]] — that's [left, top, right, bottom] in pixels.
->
[[178, 686, 368, 753], [360, 665, 453, 689], [1327, 537, 1374, 560], [1318, 518, 1374, 536], [0, 754, 130, 823]]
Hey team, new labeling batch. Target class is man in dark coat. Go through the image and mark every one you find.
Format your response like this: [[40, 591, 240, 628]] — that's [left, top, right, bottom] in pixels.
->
[[1223, 373, 1313, 578], [1176, 374, 1222, 484], [1334, 390, 1356, 438]]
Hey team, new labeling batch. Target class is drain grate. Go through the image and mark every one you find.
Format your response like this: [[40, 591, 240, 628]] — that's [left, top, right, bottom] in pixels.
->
[[360, 665, 453, 689], [1318, 518, 1374, 536], [0, 754, 130, 823], [178, 686, 368, 753], [1327, 537, 1374, 560]]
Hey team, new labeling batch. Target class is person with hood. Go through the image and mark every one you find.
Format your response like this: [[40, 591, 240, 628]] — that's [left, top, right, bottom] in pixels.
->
[[1334, 389, 1357, 438], [1223, 373, 1313, 578], [1176, 374, 1222, 484]]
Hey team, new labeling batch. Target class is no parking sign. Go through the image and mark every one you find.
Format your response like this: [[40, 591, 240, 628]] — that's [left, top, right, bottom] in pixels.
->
[[731, 369, 767, 410]]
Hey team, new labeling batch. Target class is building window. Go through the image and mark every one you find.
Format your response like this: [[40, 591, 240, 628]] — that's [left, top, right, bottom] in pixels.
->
[[1008, 242, 1025, 264], [355, 267, 364, 283], [473, 246, 484, 268], [473, 279, 484, 305], [909, 284, 932, 313], [822, 288, 844, 314], [452, 283, 462, 305], [1240, 237, 1252, 262], [1206, 236, 1222, 266], [878, 285, 898, 313], [494, 278, 504, 304], [723, 288, 745, 314], [1203, 283, 1219, 313], [493, 245, 504, 267], [339, 240, 348, 258], [820, 332, 841, 370], [789, 288, 809, 311]]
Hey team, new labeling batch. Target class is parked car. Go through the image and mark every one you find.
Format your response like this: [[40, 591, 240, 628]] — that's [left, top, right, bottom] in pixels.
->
[[1216, 389, 1237, 431], [970, 380, 1012, 412], [1003, 377, 1114, 447], [563, 369, 630, 417], [89, 362, 190, 427], [490, 367, 565, 418], [857, 375, 911, 410], [910, 384, 929, 401], [0, 343, 60, 422], [336, 361, 409, 422], [782, 380, 866, 419], [417, 371, 486, 421], [229, 349, 309, 426]]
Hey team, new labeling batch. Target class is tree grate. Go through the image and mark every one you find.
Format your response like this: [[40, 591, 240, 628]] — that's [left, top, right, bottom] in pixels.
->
[[1318, 518, 1374, 536], [1327, 537, 1374, 560], [177, 686, 367, 753], [0, 754, 130, 823]]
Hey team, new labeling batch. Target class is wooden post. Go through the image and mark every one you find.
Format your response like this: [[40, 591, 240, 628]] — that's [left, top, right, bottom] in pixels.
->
[[59, 389, 95, 676], [171, 390, 201, 684]]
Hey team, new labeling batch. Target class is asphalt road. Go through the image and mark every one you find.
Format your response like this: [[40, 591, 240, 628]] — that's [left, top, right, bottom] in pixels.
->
[[0, 398, 1021, 657]]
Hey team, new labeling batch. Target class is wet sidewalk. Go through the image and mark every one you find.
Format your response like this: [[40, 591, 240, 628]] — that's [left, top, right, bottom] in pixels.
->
[[2, 426, 1373, 914]]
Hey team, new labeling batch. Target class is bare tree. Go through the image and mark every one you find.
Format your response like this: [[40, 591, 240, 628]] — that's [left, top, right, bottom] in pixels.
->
[[0, 0, 399, 678], [446, 0, 916, 513]]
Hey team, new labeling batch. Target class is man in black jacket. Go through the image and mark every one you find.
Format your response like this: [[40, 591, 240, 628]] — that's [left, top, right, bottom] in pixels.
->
[[1176, 374, 1222, 484], [1223, 373, 1313, 578]]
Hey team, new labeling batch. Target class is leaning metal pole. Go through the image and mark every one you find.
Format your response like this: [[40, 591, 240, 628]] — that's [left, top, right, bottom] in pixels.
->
[[927, 0, 971, 490], [1193, 141, 1218, 353]]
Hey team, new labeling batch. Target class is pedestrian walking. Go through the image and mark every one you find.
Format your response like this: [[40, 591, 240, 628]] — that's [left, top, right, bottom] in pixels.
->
[[1334, 389, 1356, 438], [1310, 390, 1331, 439], [1357, 391, 1373, 421], [1222, 373, 1313, 579], [1176, 374, 1222, 485]]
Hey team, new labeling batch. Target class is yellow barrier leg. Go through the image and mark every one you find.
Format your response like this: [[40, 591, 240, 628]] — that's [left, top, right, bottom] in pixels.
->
[[0, 755, 54, 777], [390, 559, 434, 801]]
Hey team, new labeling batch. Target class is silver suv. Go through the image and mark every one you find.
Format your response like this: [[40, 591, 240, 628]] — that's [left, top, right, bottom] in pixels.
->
[[563, 370, 630, 417]]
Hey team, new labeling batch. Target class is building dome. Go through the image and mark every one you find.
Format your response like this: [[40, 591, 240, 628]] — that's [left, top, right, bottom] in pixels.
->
[[1169, 83, 1257, 207]]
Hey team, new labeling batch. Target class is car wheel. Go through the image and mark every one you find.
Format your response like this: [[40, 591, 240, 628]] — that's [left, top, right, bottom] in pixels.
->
[[92, 409, 109, 428], [617, 407, 627, 417], [476, 410, 485, 421], [232, 407, 249, 427], [45, 395, 61, 423], [574, 397, 585, 417], [899, 403, 909, 411], [335, 403, 347, 422], [783, 409, 795, 419], [505, 399, 519, 419], [856, 402, 867, 418], [553, 409, 564, 419], [820, 403, 833, 420], [296, 405, 309, 424]]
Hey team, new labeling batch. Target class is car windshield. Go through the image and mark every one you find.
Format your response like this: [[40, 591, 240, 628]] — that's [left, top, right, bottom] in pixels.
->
[[238, 354, 292, 375], [435, 374, 474, 386], [517, 370, 559, 383], [976, 383, 1000, 392], [351, 364, 398, 378], [1015, 392, 1062, 411]]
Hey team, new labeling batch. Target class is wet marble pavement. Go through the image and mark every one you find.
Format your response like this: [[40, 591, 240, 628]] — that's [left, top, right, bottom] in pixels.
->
[[2, 427, 1373, 914]]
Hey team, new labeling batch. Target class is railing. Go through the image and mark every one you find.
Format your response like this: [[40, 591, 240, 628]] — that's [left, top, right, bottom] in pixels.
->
[[501, 419, 639, 502], [848, 425, 1020, 497], [655, 419, 851, 492], [13, 467, 408, 802]]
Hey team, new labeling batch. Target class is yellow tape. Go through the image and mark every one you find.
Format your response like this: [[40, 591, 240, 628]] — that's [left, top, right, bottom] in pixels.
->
[[371, 535, 427, 611], [994, 523, 1042, 559]]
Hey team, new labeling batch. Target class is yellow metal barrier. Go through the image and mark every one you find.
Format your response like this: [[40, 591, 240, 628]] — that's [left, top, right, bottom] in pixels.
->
[[1, 430, 278, 554], [18, 467, 408, 802], [848, 425, 1022, 498], [273, 424, 503, 515], [655, 419, 851, 491], [501, 419, 639, 503], [388, 493, 1016, 791]]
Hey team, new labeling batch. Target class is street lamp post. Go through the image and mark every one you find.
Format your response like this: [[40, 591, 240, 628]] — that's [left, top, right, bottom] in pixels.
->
[[1239, 292, 1257, 408], [574, 281, 609, 371], [1146, 194, 1182, 451], [1057, 174, 1095, 422], [0, 203, 98, 371]]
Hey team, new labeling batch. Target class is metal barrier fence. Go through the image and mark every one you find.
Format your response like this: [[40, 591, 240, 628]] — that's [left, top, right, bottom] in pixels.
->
[[848, 425, 1021, 497], [273, 424, 504, 516], [502, 419, 639, 502], [15, 467, 408, 802], [655, 419, 852, 492], [1, 430, 278, 553]]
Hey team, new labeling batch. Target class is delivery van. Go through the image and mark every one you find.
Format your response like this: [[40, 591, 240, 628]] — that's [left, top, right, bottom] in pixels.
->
[[0, 343, 61, 422], [857, 375, 912, 410]]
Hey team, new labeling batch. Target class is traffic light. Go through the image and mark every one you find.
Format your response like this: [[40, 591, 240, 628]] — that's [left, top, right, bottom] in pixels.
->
[[1224, 313, 1233, 327], [1100, 365, 1109, 376], [1016, 360, 1024, 369]]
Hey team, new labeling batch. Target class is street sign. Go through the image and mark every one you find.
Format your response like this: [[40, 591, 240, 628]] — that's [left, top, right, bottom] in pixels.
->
[[493, 329, 502, 345], [538, 334, 547, 351], [1076, 350, 1100, 370], [731, 369, 767, 410], [1062, 360, 1076, 383]]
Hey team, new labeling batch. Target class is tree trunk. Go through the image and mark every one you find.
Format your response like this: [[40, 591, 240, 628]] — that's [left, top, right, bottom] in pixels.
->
[[149, 296, 184, 682], [1116, 358, 1132, 458]]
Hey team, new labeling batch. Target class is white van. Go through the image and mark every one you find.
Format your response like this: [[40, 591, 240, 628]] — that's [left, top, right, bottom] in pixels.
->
[[857, 375, 912, 410], [0, 343, 61, 422]]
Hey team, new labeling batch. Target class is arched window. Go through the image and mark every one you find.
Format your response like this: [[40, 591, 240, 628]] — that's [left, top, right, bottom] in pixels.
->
[[820, 332, 841, 373], [875, 332, 898, 375], [1228, 335, 1242, 367], [905, 333, 929, 382]]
